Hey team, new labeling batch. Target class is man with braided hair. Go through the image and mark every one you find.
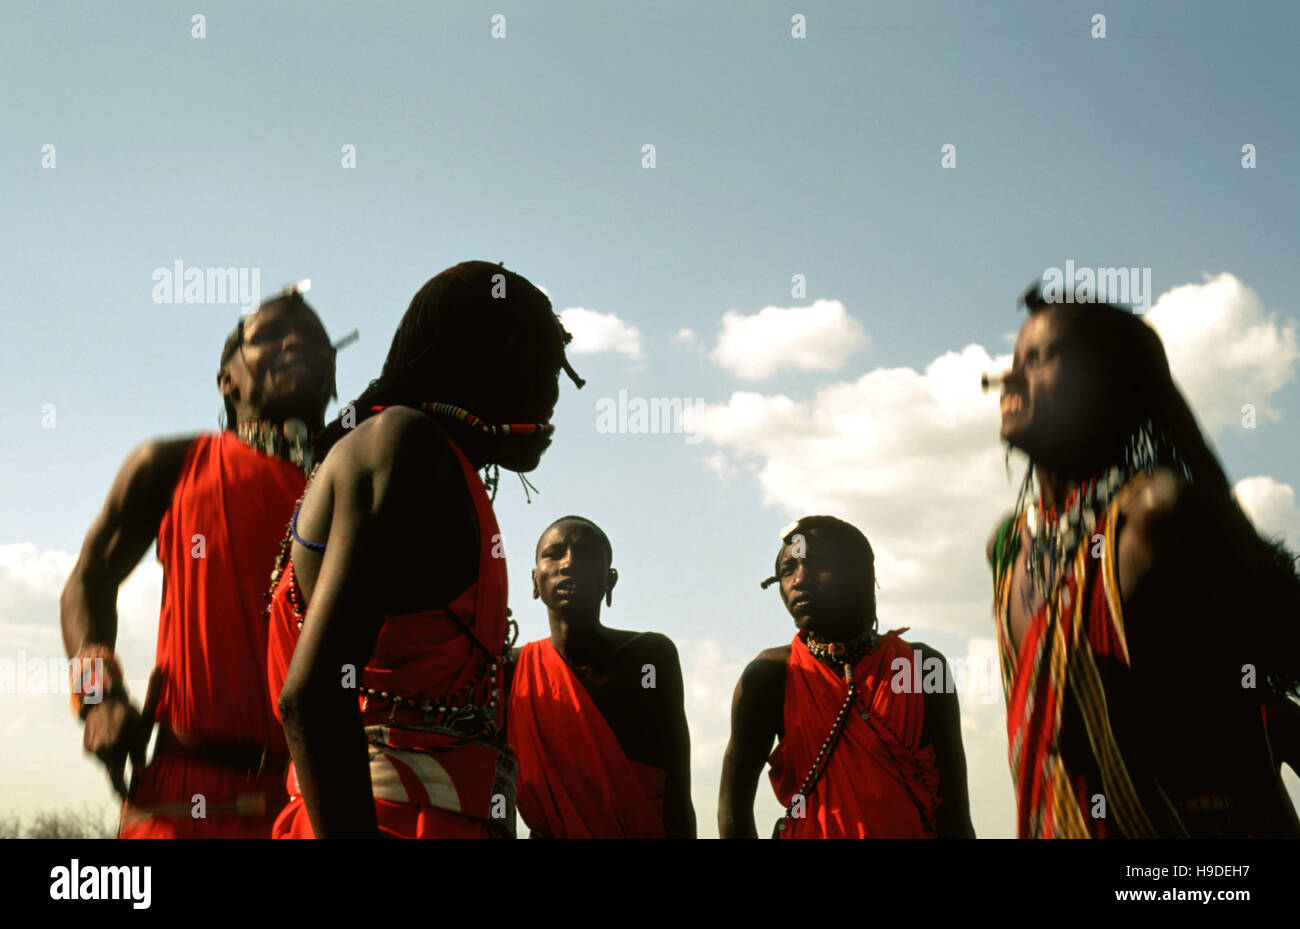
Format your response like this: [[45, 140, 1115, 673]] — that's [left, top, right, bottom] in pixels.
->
[[719, 516, 974, 839], [505, 516, 696, 838], [987, 285, 1300, 837], [268, 261, 582, 838], [61, 285, 338, 838]]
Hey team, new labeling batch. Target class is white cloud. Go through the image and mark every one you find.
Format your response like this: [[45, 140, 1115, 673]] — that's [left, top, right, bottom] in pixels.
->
[[699, 452, 735, 483], [696, 343, 1013, 615], [0, 543, 160, 655], [675, 328, 696, 344], [1235, 476, 1300, 550], [689, 274, 1300, 834], [558, 307, 644, 360], [1146, 273, 1299, 433], [0, 543, 163, 823], [709, 299, 868, 380], [679, 637, 783, 837]]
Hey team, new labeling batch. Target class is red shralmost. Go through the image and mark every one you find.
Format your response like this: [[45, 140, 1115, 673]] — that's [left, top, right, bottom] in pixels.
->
[[267, 437, 514, 838], [510, 638, 666, 838], [120, 433, 302, 839], [769, 631, 941, 839]]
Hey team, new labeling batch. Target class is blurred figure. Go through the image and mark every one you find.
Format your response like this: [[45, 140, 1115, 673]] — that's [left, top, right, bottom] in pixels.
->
[[61, 285, 336, 838], [988, 285, 1300, 837]]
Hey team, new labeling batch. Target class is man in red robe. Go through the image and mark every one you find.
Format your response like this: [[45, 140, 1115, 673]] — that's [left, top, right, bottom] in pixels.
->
[[719, 516, 974, 838], [987, 286, 1300, 837], [61, 286, 336, 838], [268, 262, 581, 838], [507, 516, 696, 838]]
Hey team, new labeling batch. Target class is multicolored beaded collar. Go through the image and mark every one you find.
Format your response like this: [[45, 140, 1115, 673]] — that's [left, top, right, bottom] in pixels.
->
[[804, 628, 880, 676], [367, 401, 555, 437], [1024, 463, 1134, 603], [235, 417, 315, 475]]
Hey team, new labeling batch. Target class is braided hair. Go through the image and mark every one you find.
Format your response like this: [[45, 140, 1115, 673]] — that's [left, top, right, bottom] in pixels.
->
[[761, 515, 879, 631], [314, 260, 582, 461]]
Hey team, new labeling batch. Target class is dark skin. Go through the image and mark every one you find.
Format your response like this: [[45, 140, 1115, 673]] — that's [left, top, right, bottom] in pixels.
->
[[718, 530, 975, 838], [988, 305, 1300, 835], [59, 301, 335, 797], [277, 352, 562, 838], [501, 519, 697, 838]]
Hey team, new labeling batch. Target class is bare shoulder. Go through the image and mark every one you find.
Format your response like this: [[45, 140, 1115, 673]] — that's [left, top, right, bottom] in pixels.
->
[[611, 630, 680, 662], [907, 640, 950, 667], [321, 407, 454, 503], [743, 645, 790, 682], [1122, 466, 1197, 545], [334, 406, 444, 471], [114, 433, 199, 500], [132, 433, 199, 474], [1126, 466, 1191, 519], [728, 645, 788, 717]]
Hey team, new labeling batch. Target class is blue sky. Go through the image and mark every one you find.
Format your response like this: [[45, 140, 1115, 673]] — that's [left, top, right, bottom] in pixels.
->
[[3, 1, 1299, 837]]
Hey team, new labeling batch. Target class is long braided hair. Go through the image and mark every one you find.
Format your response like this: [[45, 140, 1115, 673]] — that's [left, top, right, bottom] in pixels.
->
[[1014, 288, 1300, 697], [314, 261, 581, 465]]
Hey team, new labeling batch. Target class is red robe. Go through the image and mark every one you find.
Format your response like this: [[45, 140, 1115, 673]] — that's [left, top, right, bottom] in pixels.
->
[[509, 638, 667, 838], [993, 473, 1190, 838], [267, 436, 514, 839], [120, 432, 301, 839], [769, 631, 940, 838]]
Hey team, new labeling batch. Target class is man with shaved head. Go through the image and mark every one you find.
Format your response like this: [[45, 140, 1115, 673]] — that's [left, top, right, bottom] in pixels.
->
[[719, 515, 974, 839], [505, 516, 696, 838], [61, 285, 337, 838]]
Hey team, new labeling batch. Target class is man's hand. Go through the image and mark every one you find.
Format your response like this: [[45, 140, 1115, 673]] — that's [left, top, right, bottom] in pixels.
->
[[83, 696, 149, 800]]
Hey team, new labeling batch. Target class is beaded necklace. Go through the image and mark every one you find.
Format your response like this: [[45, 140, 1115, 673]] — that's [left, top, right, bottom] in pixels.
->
[[1023, 464, 1133, 605], [236, 417, 315, 475], [804, 628, 879, 669], [368, 402, 554, 437]]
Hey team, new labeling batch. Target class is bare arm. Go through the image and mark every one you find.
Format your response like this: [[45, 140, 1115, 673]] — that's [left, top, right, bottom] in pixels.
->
[[277, 412, 449, 838], [655, 635, 697, 839], [60, 436, 192, 796], [718, 652, 783, 839], [915, 643, 976, 838], [60, 437, 193, 657]]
